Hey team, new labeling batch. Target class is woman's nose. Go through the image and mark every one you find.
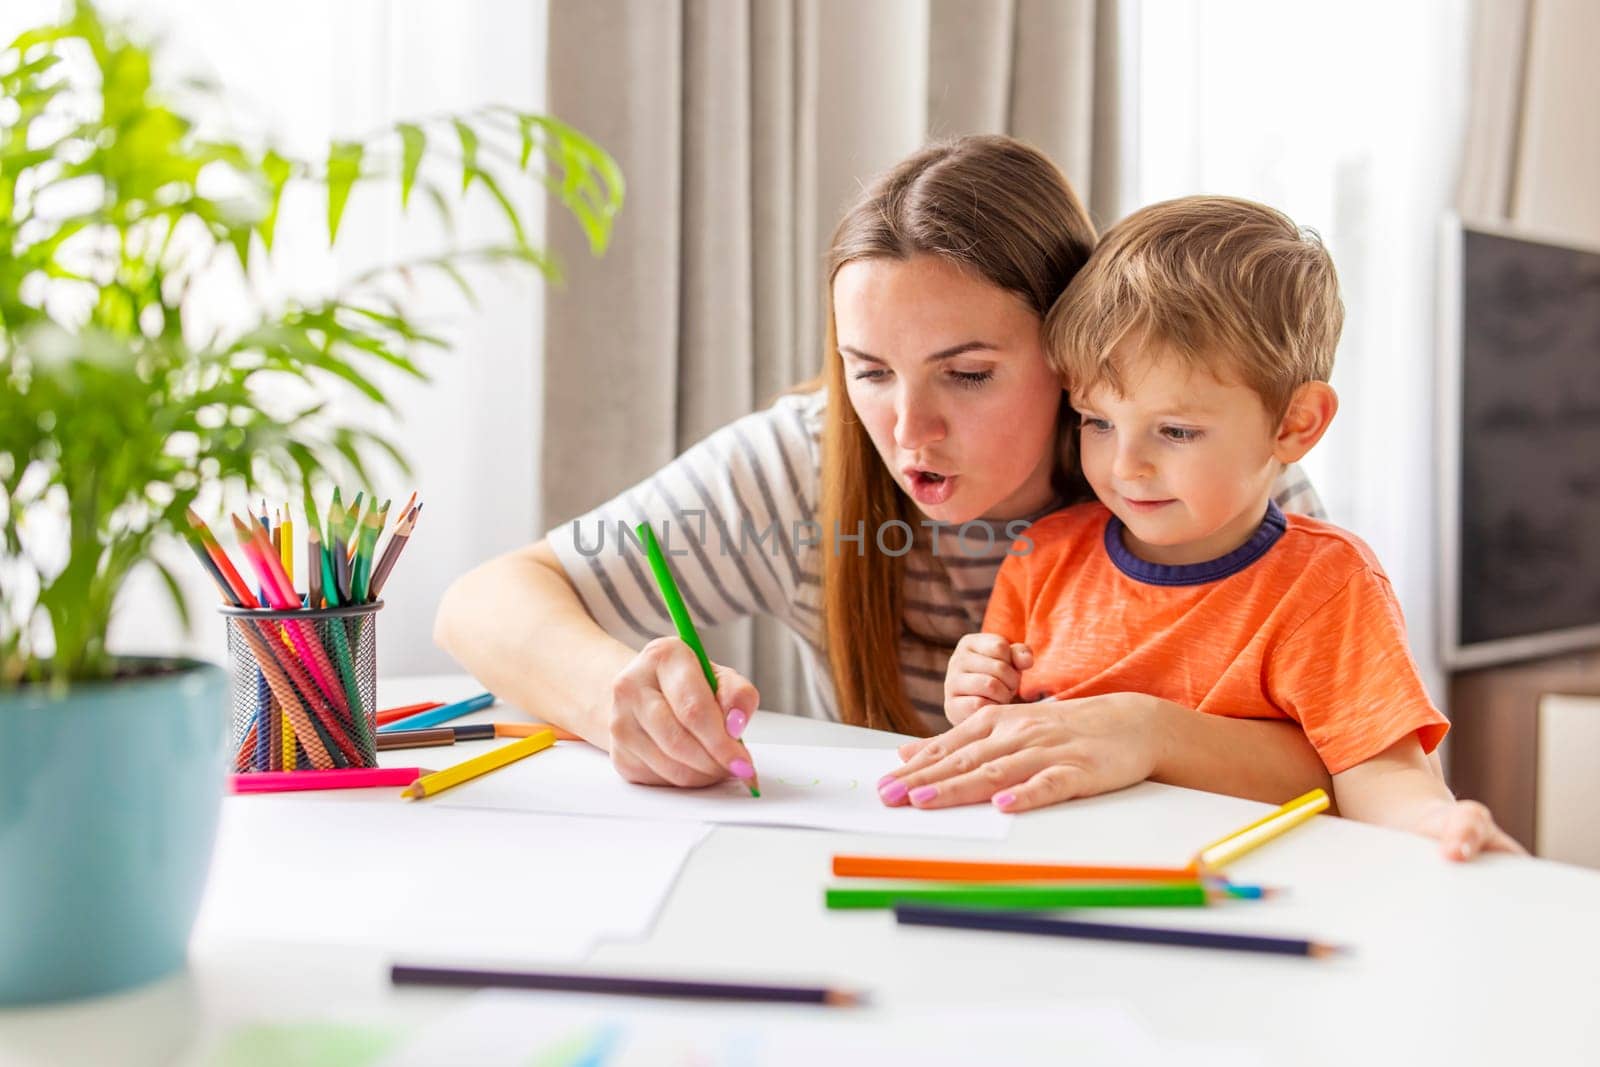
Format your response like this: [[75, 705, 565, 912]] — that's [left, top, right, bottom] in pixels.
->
[[893, 389, 946, 451]]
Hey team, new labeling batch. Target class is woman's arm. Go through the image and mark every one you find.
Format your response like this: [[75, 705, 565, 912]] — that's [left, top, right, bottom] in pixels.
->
[[881, 693, 1331, 812], [434, 540, 760, 787], [433, 540, 633, 742]]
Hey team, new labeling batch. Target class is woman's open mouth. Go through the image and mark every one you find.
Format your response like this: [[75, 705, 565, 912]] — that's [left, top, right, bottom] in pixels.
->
[[905, 468, 957, 506]]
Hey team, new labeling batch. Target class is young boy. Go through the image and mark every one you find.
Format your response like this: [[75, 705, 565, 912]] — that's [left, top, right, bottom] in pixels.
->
[[946, 195, 1520, 860]]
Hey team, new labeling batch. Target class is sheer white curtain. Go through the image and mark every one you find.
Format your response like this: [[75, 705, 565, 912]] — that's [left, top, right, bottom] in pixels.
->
[[3, 0, 548, 676], [1134, 0, 1473, 698]]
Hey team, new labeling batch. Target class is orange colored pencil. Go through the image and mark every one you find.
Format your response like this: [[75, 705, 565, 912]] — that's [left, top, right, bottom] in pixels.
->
[[830, 855, 1198, 883], [496, 721, 583, 743], [186, 509, 258, 608]]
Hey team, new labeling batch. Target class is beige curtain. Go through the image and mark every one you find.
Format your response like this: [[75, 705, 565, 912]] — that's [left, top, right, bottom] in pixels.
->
[[1459, 0, 1600, 238], [542, 0, 1124, 713]]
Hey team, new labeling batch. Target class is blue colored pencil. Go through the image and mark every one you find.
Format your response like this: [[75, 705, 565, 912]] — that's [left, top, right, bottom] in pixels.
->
[[375, 692, 496, 733]]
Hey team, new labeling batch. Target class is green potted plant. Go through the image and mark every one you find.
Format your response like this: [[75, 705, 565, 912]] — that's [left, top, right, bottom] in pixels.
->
[[0, 0, 620, 1004]]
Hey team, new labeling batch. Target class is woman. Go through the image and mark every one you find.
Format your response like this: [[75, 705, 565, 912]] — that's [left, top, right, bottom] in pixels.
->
[[434, 135, 1331, 808]]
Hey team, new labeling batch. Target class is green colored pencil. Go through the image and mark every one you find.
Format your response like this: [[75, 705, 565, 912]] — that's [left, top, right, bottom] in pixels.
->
[[636, 522, 715, 691], [824, 882, 1219, 911], [635, 521, 757, 797]]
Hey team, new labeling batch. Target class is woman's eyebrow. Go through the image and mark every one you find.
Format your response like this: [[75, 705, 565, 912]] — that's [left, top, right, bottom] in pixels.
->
[[838, 341, 1000, 364]]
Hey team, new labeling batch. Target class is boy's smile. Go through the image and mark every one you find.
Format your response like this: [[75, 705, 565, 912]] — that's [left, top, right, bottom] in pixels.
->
[[1072, 342, 1289, 567]]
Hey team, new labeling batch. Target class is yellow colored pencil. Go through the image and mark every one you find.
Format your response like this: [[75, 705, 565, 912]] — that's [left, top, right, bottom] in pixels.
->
[[1192, 788, 1329, 872], [281, 515, 295, 588], [281, 709, 294, 769], [401, 729, 556, 799]]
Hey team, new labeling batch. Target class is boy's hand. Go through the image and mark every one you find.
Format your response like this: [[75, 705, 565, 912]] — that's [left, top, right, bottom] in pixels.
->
[[1413, 799, 1527, 861], [1332, 736, 1527, 862], [944, 633, 1033, 725]]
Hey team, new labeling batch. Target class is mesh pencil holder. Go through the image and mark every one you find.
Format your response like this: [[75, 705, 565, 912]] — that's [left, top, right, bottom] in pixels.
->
[[221, 601, 383, 773]]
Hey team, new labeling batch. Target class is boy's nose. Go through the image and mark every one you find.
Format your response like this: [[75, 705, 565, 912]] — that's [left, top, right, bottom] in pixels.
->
[[1111, 441, 1153, 481]]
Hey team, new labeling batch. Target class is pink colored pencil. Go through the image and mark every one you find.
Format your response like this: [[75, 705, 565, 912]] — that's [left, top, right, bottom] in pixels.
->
[[232, 515, 297, 608], [230, 767, 429, 793]]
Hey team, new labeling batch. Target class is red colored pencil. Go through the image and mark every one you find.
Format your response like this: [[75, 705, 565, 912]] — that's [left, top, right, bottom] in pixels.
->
[[375, 701, 445, 727]]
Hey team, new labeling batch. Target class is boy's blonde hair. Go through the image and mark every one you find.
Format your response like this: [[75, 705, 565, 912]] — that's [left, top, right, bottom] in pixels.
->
[[1045, 195, 1344, 419]]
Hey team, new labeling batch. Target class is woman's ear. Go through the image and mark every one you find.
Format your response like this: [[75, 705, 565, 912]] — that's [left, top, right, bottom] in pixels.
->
[[1272, 381, 1338, 463]]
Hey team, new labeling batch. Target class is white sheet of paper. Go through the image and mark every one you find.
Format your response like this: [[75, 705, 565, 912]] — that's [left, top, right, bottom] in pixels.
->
[[427, 742, 1011, 840], [193, 798, 712, 965], [376, 990, 1266, 1067]]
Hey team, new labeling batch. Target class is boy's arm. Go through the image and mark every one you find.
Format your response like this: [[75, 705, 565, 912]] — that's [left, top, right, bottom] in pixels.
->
[[1148, 699, 1333, 806], [1332, 735, 1524, 860]]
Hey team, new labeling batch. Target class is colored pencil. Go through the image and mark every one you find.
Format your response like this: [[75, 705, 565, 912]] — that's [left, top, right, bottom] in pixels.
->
[[268, 692, 282, 771], [319, 540, 341, 607], [893, 906, 1342, 959], [831, 855, 1197, 883], [186, 509, 258, 608], [495, 721, 582, 741], [231, 515, 295, 608], [636, 520, 758, 797], [307, 523, 323, 609], [280, 513, 294, 589], [375, 701, 445, 726], [368, 502, 420, 599], [390, 964, 863, 1006], [824, 882, 1227, 910], [375, 726, 466, 750], [351, 503, 383, 602], [401, 729, 556, 799], [376, 692, 496, 732], [376, 722, 582, 750], [181, 532, 243, 608], [231, 767, 429, 793], [1193, 788, 1330, 872], [344, 491, 365, 565]]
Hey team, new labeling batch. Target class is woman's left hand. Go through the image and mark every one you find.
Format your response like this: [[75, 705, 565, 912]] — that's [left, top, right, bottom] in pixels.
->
[[878, 694, 1167, 813]]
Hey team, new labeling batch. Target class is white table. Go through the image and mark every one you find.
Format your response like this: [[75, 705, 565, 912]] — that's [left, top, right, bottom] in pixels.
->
[[3, 673, 1599, 1065]]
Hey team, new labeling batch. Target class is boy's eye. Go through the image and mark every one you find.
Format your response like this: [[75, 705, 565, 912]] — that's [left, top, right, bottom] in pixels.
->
[[1161, 426, 1203, 442], [1079, 416, 1112, 433]]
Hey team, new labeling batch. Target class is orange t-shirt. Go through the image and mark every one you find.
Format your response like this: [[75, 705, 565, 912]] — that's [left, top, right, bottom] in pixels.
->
[[983, 501, 1448, 774]]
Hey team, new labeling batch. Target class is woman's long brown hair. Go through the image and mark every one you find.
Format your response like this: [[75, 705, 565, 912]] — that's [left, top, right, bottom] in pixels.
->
[[812, 135, 1098, 735]]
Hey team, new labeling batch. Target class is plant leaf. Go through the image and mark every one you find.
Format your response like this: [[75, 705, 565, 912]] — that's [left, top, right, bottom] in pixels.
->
[[452, 119, 478, 194], [397, 122, 424, 210], [260, 148, 292, 251], [326, 140, 363, 244]]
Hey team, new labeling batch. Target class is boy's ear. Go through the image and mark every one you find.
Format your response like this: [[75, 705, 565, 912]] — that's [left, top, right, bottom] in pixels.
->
[[1272, 381, 1338, 463]]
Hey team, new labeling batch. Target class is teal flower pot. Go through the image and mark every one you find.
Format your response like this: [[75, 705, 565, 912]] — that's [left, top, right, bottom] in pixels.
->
[[0, 659, 229, 1004]]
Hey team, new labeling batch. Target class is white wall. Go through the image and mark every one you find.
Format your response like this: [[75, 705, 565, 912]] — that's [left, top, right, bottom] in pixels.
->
[[3, 1, 549, 677]]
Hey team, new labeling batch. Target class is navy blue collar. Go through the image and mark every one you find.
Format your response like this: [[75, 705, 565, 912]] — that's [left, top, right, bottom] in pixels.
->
[[1104, 501, 1286, 586]]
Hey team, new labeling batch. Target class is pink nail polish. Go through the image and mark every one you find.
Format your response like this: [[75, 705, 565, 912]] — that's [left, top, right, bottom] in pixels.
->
[[877, 773, 898, 788], [879, 778, 908, 803], [909, 785, 937, 805], [725, 708, 749, 739], [729, 758, 755, 780], [993, 791, 1016, 810]]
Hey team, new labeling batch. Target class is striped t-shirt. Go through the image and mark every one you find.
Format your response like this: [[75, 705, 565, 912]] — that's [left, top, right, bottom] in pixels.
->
[[547, 388, 1326, 734]]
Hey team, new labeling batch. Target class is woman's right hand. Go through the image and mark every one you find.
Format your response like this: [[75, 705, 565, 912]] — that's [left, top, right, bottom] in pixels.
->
[[606, 636, 761, 788]]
